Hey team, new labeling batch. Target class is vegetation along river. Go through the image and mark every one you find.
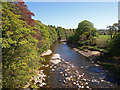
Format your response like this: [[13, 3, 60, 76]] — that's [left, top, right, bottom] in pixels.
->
[[41, 41, 120, 88]]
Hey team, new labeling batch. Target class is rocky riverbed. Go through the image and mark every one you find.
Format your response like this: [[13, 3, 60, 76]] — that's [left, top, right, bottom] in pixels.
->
[[44, 52, 116, 88], [48, 55, 92, 89], [24, 44, 120, 88], [23, 49, 53, 88]]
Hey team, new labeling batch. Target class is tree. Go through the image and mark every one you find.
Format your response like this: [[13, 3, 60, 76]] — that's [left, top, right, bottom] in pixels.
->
[[107, 23, 118, 39], [15, 0, 36, 26], [118, 20, 120, 31], [56, 27, 67, 40], [2, 7, 40, 88], [75, 20, 97, 45], [108, 33, 120, 57]]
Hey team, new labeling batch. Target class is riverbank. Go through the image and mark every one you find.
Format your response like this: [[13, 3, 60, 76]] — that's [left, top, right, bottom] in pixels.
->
[[44, 41, 120, 88], [73, 48, 102, 67], [67, 43, 101, 62], [66, 42, 120, 81]]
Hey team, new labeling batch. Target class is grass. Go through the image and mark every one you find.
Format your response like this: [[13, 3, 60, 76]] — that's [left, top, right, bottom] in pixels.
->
[[78, 45, 106, 52], [94, 35, 111, 40], [94, 35, 111, 49], [78, 35, 111, 52]]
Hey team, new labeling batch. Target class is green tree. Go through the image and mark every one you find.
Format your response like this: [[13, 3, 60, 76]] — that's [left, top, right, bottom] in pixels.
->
[[2, 8, 40, 88], [56, 27, 67, 40], [75, 20, 97, 45], [107, 23, 118, 39], [108, 33, 120, 57]]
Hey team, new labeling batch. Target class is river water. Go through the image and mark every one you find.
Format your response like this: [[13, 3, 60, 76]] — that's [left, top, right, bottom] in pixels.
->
[[42, 41, 120, 88]]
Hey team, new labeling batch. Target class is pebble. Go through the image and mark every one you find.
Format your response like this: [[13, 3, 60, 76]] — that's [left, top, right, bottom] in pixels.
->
[[85, 82, 88, 85], [66, 77, 71, 81], [40, 70, 44, 72], [65, 73, 67, 76], [63, 80, 67, 83], [66, 62, 69, 64], [81, 66, 83, 68], [70, 76, 73, 78], [97, 81, 100, 84], [79, 75, 82, 78], [68, 72, 70, 74], [101, 79, 104, 82], [86, 86, 90, 88], [81, 86, 84, 88], [72, 65, 74, 67], [39, 82, 46, 87], [50, 66, 52, 68], [78, 85, 81, 88], [42, 65, 45, 67], [52, 69, 54, 71], [107, 81, 110, 84], [54, 66, 57, 68], [62, 59, 64, 61], [65, 69, 69, 72], [82, 79, 86, 81], [76, 83, 79, 86], [73, 82, 76, 85], [45, 65, 49, 67], [60, 72, 63, 74]]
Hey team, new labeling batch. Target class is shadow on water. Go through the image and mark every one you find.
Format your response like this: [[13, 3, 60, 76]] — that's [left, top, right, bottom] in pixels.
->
[[43, 41, 120, 88]]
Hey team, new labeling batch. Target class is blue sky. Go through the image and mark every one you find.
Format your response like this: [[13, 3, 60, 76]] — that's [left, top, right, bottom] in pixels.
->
[[25, 2, 118, 29]]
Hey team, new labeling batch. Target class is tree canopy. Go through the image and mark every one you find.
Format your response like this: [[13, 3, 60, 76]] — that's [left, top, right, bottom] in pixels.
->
[[67, 20, 97, 45]]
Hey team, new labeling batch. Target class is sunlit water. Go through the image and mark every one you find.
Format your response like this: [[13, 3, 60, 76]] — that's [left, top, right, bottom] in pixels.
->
[[42, 41, 120, 88]]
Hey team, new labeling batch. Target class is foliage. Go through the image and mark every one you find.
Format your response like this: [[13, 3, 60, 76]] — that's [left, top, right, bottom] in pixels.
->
[[94, 35, 111, 48], [68, 20, 98, 45], [77, 20, 97, 36], [15, 1, 36, 26], [2, 7, 40, 88], [2, 2, 60, 88], [34, 21, 58, 54], [2, 1, 120, 88], [108, 33, 120, 57], [56, 27, 67, 40], [107, 23, 118, 39]]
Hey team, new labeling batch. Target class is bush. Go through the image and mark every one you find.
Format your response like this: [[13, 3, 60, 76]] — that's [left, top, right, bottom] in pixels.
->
[[108, 33, 120, 57], [95, 35, 110, 48]]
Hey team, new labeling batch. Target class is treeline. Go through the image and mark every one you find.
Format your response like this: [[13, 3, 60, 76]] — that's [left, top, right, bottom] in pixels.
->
[[2, 2, 68, 88]]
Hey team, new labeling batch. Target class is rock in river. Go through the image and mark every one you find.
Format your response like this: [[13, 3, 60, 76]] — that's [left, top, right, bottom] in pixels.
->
[[41, 50, 52, 56], [50, 53, 61, 64], [51, 53, 61, 59], [50, 59, 61, 64]]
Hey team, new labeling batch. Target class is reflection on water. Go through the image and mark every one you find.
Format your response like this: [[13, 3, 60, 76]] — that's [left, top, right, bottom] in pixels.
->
[[42, 41, 120, 88]]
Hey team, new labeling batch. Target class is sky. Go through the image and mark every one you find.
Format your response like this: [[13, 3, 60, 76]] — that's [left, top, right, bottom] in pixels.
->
[[25, 2, 118, 29], [118, 1, 120, 20]]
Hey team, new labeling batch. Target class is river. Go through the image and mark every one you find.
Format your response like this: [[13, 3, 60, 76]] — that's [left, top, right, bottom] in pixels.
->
[[42, 41, 120, 88]]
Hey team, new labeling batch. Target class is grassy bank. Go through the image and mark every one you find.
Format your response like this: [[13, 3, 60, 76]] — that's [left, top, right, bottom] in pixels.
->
[[68, 35, 120, 78]]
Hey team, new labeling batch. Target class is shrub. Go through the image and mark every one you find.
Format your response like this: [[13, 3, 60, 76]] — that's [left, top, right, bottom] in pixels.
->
[[108, 33, 120, 57]]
